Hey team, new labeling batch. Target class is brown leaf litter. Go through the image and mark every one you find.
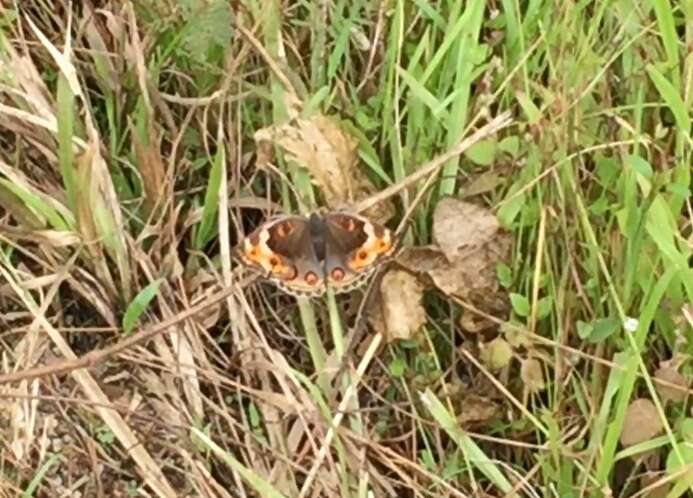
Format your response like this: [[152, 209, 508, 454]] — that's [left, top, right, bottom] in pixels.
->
[[620, 398, 663, 446], [445, 374, 504, 430], [254, 113, 395, 222], [654, 362, 689, 403], [370, 270, 426, 342], [365, 197, 511, 347], [395, 197, 511, 332]]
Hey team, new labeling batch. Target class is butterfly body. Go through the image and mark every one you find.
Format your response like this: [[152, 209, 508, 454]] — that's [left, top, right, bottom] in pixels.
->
[[237, 212, 394, 297]]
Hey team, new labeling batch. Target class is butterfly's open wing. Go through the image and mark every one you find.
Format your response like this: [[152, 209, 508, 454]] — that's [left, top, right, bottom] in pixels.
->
[[238, 216, 327, 296], [322, 213, 394, 293]]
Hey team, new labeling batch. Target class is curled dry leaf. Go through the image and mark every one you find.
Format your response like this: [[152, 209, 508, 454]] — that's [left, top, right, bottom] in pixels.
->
[[0, 227, 80, 247], [376, 270, 426, 342], [620, 398, 663, 446], [654, 365, 688, 403], [253, 114, 394, 222], [395, 197, 511, 331], [520, 357, 546, 392], [433, 197, 501, 261], [459, 310, 497, 334]]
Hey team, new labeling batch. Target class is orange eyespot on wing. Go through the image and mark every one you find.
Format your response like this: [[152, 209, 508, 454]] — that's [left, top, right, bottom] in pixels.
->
[[349, 248, 377, 270], [280, 264, 298, 281], [347, 229, 394, 271], [376, 237, 393, 254], [274, 221, 294, 238]]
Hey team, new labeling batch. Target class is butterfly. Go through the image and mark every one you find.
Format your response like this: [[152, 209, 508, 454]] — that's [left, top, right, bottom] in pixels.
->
[[236, 212, 395, 297]]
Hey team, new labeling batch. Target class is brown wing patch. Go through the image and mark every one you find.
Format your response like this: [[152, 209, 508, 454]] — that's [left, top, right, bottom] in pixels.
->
[[238, 225, 299, 281]]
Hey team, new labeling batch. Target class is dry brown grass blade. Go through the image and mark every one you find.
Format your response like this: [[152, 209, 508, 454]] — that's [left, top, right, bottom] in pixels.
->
[[132, 129, 169, 218], [298, 333, 383, 498], [0, 272, 255, 386], [0, 262, 178, 498]]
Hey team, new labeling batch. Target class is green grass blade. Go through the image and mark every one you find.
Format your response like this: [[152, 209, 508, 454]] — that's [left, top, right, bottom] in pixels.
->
[[122, 278, 163, 334], [191, 427, 289, 498], [646, 64, 690, 135], [57, 73, 76, 212], [194, 144, 224, 250], [21, 453, 60, 498], [420, 389, 513, 493]]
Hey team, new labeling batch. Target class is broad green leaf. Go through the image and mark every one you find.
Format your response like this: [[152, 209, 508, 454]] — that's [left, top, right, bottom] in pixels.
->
[[536, 296, 553, 319], [498, 135, 520, 157], [464, 139, 497, 165], [510, 293, 530, 316], [577, 320, 592, 340], [626, 155, 653, 178], [497, 188, 525, 227], [389, 356, 406, 377], [496, 263, 512, 288], [588, 317, 621, 343]]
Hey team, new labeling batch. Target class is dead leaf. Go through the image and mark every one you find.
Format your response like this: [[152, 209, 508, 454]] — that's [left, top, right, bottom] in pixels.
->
[[0, 227, 80, 247], [457, 392, 502, 429], [433, 197, 501, 261], [620, 398, 663, 446], [639, 473, 669, 498], [393, 245, 450, 278], [520, 357, 545, 392], [83, 4, 119, 92], [186, 268, 223, 329], [458, 312, 496, 334], [396, 242, 510, 327], [394, 198, 511, 326], [480, 337, 513, 371], [253, 114, 394, 222], [654, 365, 688, 403], [378, 270, 426, 342]]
